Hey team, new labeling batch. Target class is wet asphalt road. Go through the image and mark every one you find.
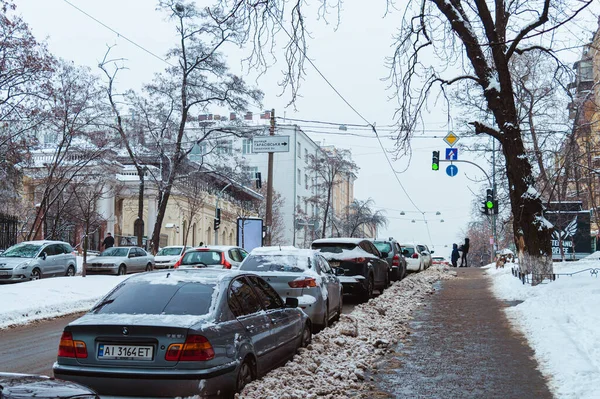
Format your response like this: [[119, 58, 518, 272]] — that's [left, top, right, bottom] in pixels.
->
[[372, 268, 553, 399]]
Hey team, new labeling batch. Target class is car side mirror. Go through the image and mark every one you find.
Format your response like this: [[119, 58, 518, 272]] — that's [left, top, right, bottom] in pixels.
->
[[285, 297, 299, 308], [431, 250, 435, 254], [128, 253, 135, 258], [381, 251, 389, 258], [40, 252, 47, 260]]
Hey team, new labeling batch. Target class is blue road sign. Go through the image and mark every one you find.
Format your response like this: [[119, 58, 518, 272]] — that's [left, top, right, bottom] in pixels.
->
[[445, 148, 458, 161], [446, 164, 458, 177]]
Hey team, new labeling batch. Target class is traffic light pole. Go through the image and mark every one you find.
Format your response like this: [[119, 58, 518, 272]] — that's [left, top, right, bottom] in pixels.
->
[[265, 109, 275, 246], [214, 183, 231, 245], [438, 159, 492, 187]]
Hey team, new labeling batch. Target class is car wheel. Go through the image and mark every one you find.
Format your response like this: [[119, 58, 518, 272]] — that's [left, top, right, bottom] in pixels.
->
[[360, 275, 374, 302], [385, 271, 390, 288], [316, 303, 329, 332], [301, 322, 312, 348], [145, 263, 152, 272], [235, 357, 256, 393], [30, 268, 41, 281], [117, 265, 126, 275], [332, 293, 343, 323], [65, 265, 75, 277]]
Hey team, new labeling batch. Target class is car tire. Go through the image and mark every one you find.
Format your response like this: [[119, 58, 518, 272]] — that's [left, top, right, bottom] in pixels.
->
[[145, 263, 152, 272], [332, 293, 343, 323], [30, 268, 41, 281], [117, 265, 126, 275], [65, 265, 75, 277], [235, 357, 256, 394], [316, 303, 329, 333], [301, 322, 312, 348], [360, 275, 374, 302], [384, 272, 390, 289]]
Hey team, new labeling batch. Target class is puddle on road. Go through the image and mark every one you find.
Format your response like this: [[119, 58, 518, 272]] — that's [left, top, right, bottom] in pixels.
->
[[502, 299, 524, 307]]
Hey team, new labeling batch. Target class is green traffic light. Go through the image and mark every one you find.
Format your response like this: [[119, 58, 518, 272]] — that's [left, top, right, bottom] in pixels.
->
[[432, 164, 439, 171], [486, 200, 494, 209]]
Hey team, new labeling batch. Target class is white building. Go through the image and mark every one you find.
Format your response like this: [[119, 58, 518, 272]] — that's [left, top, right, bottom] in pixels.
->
[[240, 125, 321, 247]]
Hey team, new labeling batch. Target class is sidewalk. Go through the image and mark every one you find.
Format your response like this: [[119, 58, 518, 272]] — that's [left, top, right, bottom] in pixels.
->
[[373, 268, 553, 399]]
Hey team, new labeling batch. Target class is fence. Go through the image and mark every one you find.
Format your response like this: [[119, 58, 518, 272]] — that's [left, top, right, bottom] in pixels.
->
[[512, 266, 599, 285], [0, 213, 18, 250]]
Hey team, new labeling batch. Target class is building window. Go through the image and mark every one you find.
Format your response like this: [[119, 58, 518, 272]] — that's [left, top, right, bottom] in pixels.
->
[[304, 201, 308, 214], [242, 139, 252, 154], [305, 148, 309, 163], [298, 168, 301, 185], [297, 195, 301, 209], [311, 204, 315, 217], [305, 174, 309, 189], [297, 142, 301, 158], [217, 141, 233, 155], [243, 166, 259, 182]]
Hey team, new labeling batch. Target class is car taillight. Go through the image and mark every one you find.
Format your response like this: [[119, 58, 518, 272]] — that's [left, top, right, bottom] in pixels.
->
[[165, 335, 214, 361], [58, 331, 87, 358], [411, 253, 419, 259], [349, 257, 366, 263], [221, 252, 232, 269], [392, 254, 400, 266], [173, 256, 183, 268], [288, 277, 318, 288]]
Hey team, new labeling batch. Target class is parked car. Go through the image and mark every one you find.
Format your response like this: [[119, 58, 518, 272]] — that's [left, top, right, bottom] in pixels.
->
[[311, 238, 389, 301], [370, 238, 407, 281], [239, 246, 343, 331], [0, 241, 77, 282], [174, 245, 249, 269], [53, 269, 311, 398], [84, 246, 154, 275], [0, 372, 99, 399], [401, 243, 433, 272], [154, 245, 192, 269], [432, 256, 451, 266]]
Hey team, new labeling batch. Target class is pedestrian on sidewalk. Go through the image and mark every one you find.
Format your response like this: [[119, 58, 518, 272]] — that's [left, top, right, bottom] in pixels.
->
[[102, 232, 115, 249], [451, 243, 460, 268], [460, 237, 470, 267]]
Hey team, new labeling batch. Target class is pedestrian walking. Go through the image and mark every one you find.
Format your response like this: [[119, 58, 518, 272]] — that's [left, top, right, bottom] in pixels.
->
[[460, 237, 470, 267], [451, 243, 460, 268], [102, 232, 115, 249]]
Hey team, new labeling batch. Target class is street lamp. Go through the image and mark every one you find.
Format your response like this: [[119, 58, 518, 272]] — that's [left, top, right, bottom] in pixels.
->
[[400, 211, 405, 215], [440, 219, 445, 223], [436, 211, 441, 215], [411, 219, 416, 223]]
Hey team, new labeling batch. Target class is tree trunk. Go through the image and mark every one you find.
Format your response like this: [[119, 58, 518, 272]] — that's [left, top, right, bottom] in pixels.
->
[[150, 185, 173, 254], [321, 186, 332, 238]]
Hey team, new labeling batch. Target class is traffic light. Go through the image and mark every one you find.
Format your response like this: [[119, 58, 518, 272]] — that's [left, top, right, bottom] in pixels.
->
[[482, 189, 496, 215], [214, 208, 221, 230], [255, 172, 262, 189], [432, 151, 440, 171]]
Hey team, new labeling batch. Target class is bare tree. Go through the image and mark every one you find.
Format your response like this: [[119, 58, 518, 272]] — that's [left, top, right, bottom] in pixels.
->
[[173, 170, 211, 247], [341, 198, 388, 238]]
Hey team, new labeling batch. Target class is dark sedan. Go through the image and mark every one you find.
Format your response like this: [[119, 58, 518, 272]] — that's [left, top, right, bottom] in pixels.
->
[[0, 372, 98, 398], [53, 269, 311, 398], [311, 238, 390, 301]]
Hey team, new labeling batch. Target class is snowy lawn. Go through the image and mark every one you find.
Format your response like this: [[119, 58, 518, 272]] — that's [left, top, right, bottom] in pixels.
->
[[487, 259, 600, 399], [236, 266, 457, 399]]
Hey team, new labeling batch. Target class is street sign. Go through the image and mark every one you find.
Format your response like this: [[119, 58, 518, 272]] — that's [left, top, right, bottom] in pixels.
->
[[446, 164, 458, 177], [443, 132, 459, 147], [445, 148, 458, 161], [252, 135, 290, 153]]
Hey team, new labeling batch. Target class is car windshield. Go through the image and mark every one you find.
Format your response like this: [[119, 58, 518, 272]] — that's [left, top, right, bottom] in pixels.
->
[[0, 243, 41, 258], [156, 247, 183, 256], [373, 241, 392, 254], [311, 242, 357, 254], [92, 280, 215, 316], [100, 247, 129, 257], [433, 257, 445, 261], [403, 246, 415, 256], [181, 250, 222, 266], [240, 254, 310, 273]]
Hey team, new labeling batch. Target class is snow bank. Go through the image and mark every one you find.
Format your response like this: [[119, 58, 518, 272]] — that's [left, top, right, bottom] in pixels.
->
[[487, 261, 600, 399], [237, 266, 456, 399]]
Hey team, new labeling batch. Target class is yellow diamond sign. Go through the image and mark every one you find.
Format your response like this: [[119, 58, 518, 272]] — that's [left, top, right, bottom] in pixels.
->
[[444, 132, 459, 147]]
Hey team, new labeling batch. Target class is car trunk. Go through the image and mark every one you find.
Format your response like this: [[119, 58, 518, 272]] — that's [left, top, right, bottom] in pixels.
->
[[255, 272, 318, 299]]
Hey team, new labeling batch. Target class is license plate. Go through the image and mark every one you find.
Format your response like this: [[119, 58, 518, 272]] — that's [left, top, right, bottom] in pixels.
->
[[98, 344, 154, 360], [0, 271, 8, 276], [329, 261, 340, 267]]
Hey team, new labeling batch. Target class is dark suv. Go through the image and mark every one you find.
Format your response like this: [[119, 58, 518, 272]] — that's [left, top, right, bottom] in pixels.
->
[[311, 238, 389, 301], [371, 238, 407, 282]]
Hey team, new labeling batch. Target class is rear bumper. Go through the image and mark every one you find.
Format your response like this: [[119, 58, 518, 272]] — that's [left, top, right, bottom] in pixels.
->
[[53, 361, 237, 397], [337, 275, 368, 293]]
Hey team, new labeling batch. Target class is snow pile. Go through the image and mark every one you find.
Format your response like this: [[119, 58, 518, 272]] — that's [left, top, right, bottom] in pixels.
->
[[237, 266, 456, 399], [487, 261, 600, 399]]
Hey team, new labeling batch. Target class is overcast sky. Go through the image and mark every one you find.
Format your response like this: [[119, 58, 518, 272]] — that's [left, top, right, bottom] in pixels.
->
[[15, 0, 598, 256]]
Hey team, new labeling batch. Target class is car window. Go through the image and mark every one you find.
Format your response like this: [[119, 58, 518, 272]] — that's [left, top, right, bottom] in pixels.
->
[[181, 250, 222, 266], [100, 247, 129, 257], [319, 256, 333, 274], [61, 244, 74, 254], [156, 247, 183, 256], [137, 248, 147, 257], [229, 249, 243, 263], [239, 249, 249, 259], [228, 277, 263, 317], [417, 245, 427, 253], [92, 280, 215, 316], [247, 276, 284, 310], [44, 244, 60, 256], [402, 246, 415, 256], [0, 243, 41, 258], [311, 242, 357, 253], [358, 241, 372, 255], [239, 254, 311, 273], [373, 241, 392, 255]]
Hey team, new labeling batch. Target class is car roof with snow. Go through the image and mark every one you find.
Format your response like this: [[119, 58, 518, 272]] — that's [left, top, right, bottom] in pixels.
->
[[132, 268, 243, 285], [250, 246, 317, 257], [191, 245, 240, 251], [311, 238, 364, 245]]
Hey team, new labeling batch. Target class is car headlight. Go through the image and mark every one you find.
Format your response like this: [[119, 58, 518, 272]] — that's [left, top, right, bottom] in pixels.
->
[[18, 260, 33, 269]]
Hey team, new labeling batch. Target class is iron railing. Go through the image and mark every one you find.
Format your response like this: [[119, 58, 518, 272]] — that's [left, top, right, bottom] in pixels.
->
[[512, 266, 599, 285], [0, 213, 18, 251]]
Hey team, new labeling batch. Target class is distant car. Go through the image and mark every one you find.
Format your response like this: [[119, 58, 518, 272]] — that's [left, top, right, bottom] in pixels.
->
[[0, 241, 77, 282], [174, 245, 249, 269], [53, 269, 311, 398], [432, 256, 450, 266], [84, 247, 154, 275], [239, 246, 343, 331], [311, 238, 389, 301], [418, 244, 434, 268], [401, 243, 433, 272], [370, 238, 407, 281], [0, 372, 99, 398], [154, 245, 192, 269]]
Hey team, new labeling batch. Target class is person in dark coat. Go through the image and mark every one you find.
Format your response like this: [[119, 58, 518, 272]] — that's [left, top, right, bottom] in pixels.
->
[[102, 232, 115, 249], [460, 237, 470, 267], [451, 243, 460, 268]]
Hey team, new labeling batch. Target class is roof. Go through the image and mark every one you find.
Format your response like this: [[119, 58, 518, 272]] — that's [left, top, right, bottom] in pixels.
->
[[311, 237, 363, 245], [250, 246, 316, 257], [20, 240, 70, 245], [191, 245, 240, 251], [133, 268, 240, 285]]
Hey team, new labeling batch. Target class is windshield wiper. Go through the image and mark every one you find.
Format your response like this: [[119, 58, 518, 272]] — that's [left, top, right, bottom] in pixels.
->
[[90, 298, 115, 312]]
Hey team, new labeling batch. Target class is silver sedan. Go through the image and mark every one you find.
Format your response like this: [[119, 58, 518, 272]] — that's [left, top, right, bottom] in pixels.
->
[[84, 247, 154, 275]]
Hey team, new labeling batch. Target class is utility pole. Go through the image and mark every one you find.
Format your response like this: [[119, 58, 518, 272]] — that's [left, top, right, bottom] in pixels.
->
[[214, 183, 231, 245], [265, 109, 275, 246], [492, 139, 498, 262]]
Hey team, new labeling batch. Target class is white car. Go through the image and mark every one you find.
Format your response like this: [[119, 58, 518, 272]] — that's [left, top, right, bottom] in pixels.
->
[[153, 245, 192, 269], [174, 245, 249, 269], [85, 247, 154, 275], [401, 243, 433, 272]]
